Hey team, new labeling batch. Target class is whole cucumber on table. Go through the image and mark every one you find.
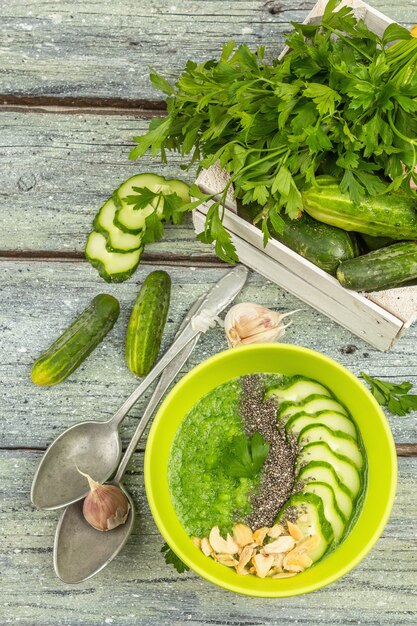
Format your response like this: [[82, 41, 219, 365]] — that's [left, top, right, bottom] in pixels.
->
[[337, 242, 417, 292], [31, 294, 120, 386], [302, 177, 417, 240], [126, 270, 171, 376], [237, 202, 359, 275]]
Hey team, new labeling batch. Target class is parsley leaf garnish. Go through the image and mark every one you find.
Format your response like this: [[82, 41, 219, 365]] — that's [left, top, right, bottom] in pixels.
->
[[361, 372, 417, 416], [160, 543, 190, 574], [224, 432, 270, 479]]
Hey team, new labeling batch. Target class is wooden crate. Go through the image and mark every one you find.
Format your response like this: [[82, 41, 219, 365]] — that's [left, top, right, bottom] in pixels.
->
[[193, 0, 417, 351]]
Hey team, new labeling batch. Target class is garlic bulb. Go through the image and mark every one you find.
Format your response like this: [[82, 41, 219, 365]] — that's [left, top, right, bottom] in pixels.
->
[[224, 302, 298, 348], [78, 469, 130, 532]]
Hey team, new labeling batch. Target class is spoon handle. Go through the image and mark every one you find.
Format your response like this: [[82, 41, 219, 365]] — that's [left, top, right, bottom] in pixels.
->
[[113, 295, 205, 482]]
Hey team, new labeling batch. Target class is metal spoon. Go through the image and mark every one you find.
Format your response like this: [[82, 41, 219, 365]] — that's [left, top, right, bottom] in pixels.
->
[[53, 307, 201, 583], [31, 265, 248, 510], [30, 295, 202, 510]]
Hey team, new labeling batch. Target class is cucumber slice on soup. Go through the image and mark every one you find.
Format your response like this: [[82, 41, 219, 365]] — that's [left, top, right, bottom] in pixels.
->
[[302, 482, 346, 541], [94, 198, 143, 252], [296, 461, 353, 520], [266, 376, 332, 404], [278, 394, 348, 419], [276, 492, 334, 562], [85, 231, 142, 282], [285, 411, 357, 439], [298, 424, 364, 469], [296, 441, 361, 497]]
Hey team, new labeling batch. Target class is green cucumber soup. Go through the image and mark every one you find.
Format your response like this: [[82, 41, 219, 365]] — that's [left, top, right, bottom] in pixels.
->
[[168, 373, 367, 569]]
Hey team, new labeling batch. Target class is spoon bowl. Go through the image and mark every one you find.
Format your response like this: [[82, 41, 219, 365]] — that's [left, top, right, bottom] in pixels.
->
[[31, 421, 121, 510], [54, 483, 134, 583]]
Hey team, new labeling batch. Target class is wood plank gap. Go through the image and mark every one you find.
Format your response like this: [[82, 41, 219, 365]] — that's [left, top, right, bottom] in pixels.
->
[[0, 95, 166, 117], [0, 250, 225, 268], [2, 443, 417, 456]]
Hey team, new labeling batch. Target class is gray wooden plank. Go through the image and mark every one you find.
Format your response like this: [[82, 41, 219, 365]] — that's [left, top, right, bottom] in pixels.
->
[[1, 259, 416, 449], [0, 0, 415, 100], [1, 449, 416, 625], [0, 110, 207, 256]]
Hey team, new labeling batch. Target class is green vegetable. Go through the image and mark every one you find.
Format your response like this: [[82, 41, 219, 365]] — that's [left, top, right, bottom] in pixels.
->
[[223, 432, 269, 479], [360, 234, 396, 252], [337, 242, 417, 292], [302, 178, 417, 240], [130, 1, 417, 262], [161, 542, 189, 574], [238, 203, 359, 274], [85, 231, 142, 283], [94, 198, 143, 253], [361, 372, 417, 416], [31, 294, 120, 386], [126, 270, 171, 376]]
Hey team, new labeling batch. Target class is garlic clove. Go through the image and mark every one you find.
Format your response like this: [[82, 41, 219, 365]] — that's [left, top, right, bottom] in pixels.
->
[[77, 468, 130, 532], [224, 303, 300, 348]]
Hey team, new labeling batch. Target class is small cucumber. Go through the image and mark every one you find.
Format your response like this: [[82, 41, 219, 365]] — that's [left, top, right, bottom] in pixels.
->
[[296, 461, 354, 520], [31, 294, 120, 386], [278, 394, 348, 420], [126, 270, 171, 376], [302, 177, 417, 240], [337, 241, 417, 292], [265, 376, 332, 403], [238, 202, 359, 275], [285, 410, 358, 440]]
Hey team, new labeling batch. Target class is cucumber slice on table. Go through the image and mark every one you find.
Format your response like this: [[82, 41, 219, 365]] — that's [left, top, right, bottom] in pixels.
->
[[296, 441, 362, 497], [276, 493, 334, 562], [298, 424, 364, 469], [296, 461, 353, 520], [85, 231, 142, 283], [278, 394, 348, 419], [285, 410, 358, 439], [302, 482, 346, 541], [94, 198, 143, 252], [115, 173, 190, 234], [266, 377, 332, 404]]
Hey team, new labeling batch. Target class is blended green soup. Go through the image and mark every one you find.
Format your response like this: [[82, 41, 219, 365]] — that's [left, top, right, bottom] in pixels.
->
[[168, 379, 255, 537]]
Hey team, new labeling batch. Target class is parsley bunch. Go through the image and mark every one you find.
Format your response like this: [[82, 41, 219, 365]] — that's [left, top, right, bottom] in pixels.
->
[[131, 0, 417, 263]]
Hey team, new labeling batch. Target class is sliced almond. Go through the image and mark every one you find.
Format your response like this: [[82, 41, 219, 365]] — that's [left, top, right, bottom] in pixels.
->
[[214, 553, 239, 567], [271, 572, 297, 579], [271, 553, 284, 569], [232, 523, 254, 548], [252, 553, 274, 578], [235, 566, 250, 576], [191, 536, 201, 549], [268, 524, 284, 539], [209, 526, 239, 555], [263, 535, 295, 555], [200, 537, 213, 557], [266, 566, 283, 577], [236, 545, 255, 575], [253, 527, 269, 546], [287, 521, 304, 542]]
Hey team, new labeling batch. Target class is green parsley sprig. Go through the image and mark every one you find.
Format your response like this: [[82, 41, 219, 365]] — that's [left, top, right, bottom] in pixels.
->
[[160, 542, 190, 574], [361, 372, 417, 416], [224, 432, 270, 479], [131, 0, 417, 263]]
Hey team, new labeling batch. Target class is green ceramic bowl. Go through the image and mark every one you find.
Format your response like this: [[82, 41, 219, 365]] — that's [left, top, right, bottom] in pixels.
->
[[144, 343, 397, 597]]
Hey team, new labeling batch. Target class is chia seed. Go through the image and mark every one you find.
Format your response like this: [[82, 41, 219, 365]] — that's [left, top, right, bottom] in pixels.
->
[[239, 374, 300, 529]]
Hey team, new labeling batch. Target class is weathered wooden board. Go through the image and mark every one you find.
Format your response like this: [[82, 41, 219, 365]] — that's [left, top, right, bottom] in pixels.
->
[[0, 111, 211, 256], [0, 0, 415, 101], [2, 260, 416, 449], [1, 449, 416, 625]]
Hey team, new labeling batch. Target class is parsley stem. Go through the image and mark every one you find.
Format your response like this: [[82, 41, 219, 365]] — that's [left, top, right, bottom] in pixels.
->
[[322, 24, 373, 62]]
